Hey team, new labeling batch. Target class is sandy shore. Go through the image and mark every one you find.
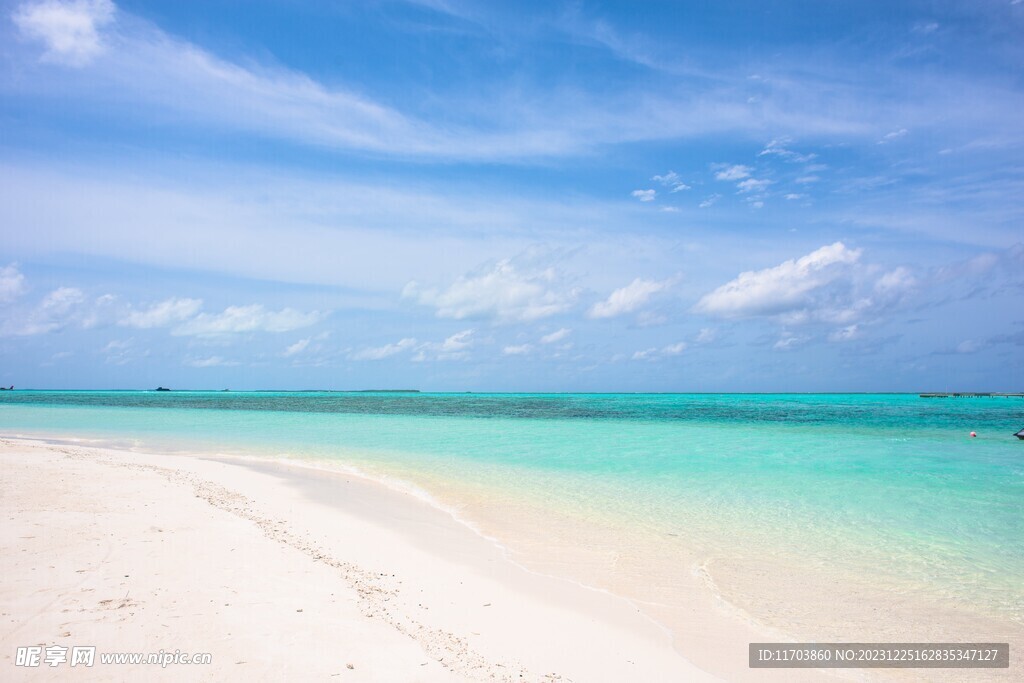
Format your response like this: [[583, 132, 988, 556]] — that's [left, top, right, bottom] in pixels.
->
[[2, 437, 750, 681]]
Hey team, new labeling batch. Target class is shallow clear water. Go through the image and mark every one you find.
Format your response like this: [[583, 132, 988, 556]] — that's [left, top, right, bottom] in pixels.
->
[[2, 391, 1022, 621]]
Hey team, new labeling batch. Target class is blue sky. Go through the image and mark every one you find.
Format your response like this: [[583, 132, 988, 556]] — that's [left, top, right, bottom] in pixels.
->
[[0, 0, 1021, 391]]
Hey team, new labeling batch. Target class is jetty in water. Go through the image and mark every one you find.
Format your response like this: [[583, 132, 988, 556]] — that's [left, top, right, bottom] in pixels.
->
[[920, 392, 1024, 398]]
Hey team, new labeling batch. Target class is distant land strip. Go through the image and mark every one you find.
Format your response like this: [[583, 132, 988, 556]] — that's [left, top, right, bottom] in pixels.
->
[[919, 393, 1024, 398]]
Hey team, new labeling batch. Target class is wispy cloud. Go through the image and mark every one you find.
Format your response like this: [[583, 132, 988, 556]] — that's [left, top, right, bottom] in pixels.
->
[[412, 329, 475, 361], [758, 138, 816, 163], [173, 304, 322, 336], [502, 344, 532, 355], [632, 342, 686, 361], [736, 178, 772, 194], [652, 171, 690, 192], [183, 355, 239, 368], [631, 189, 656, 202], [539, 327, 571, 344], [349, 338, 417, 361], [713, 164, 752, 181], [1, 286, 85, 336]]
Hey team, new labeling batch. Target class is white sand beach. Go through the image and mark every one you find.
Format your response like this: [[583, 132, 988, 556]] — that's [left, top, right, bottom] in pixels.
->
[[2, 438, 745, 682], [3, 437, 1019, 682]]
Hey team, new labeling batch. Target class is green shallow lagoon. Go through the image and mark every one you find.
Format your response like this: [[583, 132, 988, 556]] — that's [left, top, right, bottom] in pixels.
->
[[2, 391, 1022, 623]]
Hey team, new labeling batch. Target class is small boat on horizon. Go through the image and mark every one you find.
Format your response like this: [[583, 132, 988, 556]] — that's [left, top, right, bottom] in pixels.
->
[[1015, 428, 1024, 440]]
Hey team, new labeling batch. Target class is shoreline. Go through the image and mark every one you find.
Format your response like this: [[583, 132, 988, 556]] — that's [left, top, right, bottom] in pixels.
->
[[2, 437, 743, 681], [4, 436, 1019, 679]]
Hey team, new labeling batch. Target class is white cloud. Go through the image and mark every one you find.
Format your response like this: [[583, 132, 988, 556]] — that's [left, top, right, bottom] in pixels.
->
[[736, 178, 772, 194], [173, 304, 322, 336], [955, 340, 980, 354], [795, 176, 820, 184], [695, 328, 717, 344], [13, 0, 115, 67], [102, 336, 146, 365], [713, 164, 752, 181], [878, 128, 908, 144], [41, 286, 83, 312], [120, 297, 202, 328], [589, 278, 670, 319], [184, 355, 239, 368], [773, 334, 808, 350], [503, 344, 532, 355], [539, 327, 571, 344], [631, 189, 656, 202], [828, 324, 861, 342], [699, 194, 721, 208], [350, 337, 416, 361], [282, 338, 310, 357], [652, 171, 690, 192], [874, 267, 916, 295], [405, 260, 576, 323], [1, 286, 86, 336], [0, 264, 26, 303], [784, 193, 805, 200], [759, 138, 816, 163], [632, 342, 686, 361], [412, 329, 474, 361], [695, 242, 863, 319]]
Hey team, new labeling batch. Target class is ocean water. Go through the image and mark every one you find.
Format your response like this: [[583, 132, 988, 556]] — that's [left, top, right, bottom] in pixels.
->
[[2, 391, 1022, 635]]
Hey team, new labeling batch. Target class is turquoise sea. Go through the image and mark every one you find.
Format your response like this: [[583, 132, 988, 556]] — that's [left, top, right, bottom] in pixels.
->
[[2, 391, 1022, 632]]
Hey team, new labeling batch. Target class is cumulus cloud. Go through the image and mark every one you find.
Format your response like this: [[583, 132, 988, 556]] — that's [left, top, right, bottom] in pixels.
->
[[589, 278, 671, 319], [695, 242, 863, 319], [120, 297, 202, 328], [0, 264, 26, 303], [13, 0, 115, 66], [631, 189, 656, 202], [713, 164, 752, 181], [539, 327, 571, 344], [173, 304, 322, 336], [404, 260, 576, 323], [349, 338, 416, 361]]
